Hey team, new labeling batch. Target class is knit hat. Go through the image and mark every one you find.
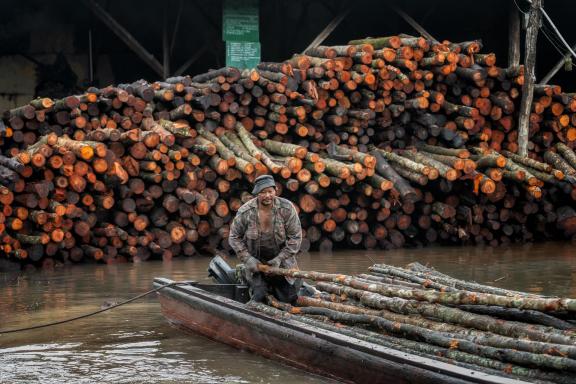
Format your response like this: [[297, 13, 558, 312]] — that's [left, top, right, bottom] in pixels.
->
[[252, 174, 276, 194]]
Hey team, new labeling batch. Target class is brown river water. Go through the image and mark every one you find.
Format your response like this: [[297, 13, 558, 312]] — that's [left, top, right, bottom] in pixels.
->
[[1, 242, 576, 383]]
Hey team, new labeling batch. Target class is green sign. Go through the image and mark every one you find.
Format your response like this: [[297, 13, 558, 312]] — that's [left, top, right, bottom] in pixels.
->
[[223, 0, 259, 42], [226, 41, 260, 69]]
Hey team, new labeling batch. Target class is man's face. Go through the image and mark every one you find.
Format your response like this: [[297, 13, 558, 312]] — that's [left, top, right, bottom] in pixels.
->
[[258, 186, 276, 206]]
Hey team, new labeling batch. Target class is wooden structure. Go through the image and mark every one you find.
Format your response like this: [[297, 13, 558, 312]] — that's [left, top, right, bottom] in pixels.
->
[[517, 0, 542, 157]]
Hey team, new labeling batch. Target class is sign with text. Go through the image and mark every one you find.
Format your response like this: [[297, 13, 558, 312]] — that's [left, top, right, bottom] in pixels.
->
[[226, 41, 260, 69], [222, 0, 259, 42]]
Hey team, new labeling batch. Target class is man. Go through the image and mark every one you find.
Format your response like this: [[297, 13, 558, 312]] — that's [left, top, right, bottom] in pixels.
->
[[229, 174, 302, 303]]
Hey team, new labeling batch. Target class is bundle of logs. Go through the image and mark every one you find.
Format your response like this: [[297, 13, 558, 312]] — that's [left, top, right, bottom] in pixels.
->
[[1, 33, 576, 267], [254, 262, 576, 383]]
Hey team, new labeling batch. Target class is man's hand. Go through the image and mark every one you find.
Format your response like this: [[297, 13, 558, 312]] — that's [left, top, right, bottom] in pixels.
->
[[267, 256, 282, 268], [244, 256, 260, 273]]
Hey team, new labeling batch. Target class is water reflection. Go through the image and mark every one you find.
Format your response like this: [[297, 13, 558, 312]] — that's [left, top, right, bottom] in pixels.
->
[[1, 242, 576, 383], [0, 339, 250, 384]]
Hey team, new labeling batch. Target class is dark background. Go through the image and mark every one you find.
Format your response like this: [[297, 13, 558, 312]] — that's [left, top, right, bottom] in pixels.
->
[[0, 0, 573, 109]]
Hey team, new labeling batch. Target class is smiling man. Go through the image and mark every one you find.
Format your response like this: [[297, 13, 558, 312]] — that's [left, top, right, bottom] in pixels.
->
[[229, 174, 302, 303]]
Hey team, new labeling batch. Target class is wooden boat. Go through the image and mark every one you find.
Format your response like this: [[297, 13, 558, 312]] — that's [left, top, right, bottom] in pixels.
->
[[154, 277, 527, 384]]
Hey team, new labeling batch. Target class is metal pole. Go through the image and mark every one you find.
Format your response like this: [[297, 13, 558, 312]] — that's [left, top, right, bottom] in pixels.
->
[[540, 45, 576, 85]]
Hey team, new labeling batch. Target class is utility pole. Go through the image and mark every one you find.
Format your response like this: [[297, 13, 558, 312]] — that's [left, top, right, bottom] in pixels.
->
[[517, 0, 541, 157]]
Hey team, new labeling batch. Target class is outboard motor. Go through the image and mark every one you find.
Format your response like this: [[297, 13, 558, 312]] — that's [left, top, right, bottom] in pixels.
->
[[208, 255, 238, 284], [208, 254, 318, 298]]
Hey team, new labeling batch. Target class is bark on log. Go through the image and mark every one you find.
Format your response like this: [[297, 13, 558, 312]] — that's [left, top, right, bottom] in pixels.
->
[[316, 282, 576, 345]]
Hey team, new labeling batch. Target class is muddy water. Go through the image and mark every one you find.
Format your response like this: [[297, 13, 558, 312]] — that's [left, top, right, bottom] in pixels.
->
[[1, 242, 576, 383]]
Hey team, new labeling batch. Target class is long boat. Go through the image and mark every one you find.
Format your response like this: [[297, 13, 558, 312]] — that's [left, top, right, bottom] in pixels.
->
[[154, 277, 527, 384]]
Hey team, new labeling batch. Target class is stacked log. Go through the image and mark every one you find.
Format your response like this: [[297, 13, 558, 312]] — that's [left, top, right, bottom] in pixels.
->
[[1, 34, 576, 266], [254, 263, 576, 383]]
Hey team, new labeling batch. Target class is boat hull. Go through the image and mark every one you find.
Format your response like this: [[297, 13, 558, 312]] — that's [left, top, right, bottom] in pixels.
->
[[154, 278, 525, 384]]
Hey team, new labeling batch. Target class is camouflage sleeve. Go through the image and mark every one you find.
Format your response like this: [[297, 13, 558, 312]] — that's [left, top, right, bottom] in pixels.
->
[[229, 212, 250, 261], [277, 202, 302, 261]]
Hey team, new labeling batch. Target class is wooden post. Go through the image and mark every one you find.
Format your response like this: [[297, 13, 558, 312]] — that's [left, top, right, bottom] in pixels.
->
[[187, 0, 223, 68], [508, 0, 521, 68], [170, 0, 184, 56], [163, 5, 170, 79], [88, 29, 94, 83], [517, 0, 541, 157], [302, 8, 350, 54], [82, 0, 164, 77], [174, 45, 208, 76], [389, 4, 437, 42]]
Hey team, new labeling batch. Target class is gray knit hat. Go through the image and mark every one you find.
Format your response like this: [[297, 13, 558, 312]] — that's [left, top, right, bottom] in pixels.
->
[[252, 174, 276, 194]]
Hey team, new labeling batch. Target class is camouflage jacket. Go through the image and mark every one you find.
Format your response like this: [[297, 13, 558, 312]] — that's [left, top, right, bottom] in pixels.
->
[[229, 196, 302, 270]]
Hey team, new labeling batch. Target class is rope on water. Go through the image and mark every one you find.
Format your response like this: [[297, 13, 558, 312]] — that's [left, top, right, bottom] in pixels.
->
[[0, 281, 193, 334]]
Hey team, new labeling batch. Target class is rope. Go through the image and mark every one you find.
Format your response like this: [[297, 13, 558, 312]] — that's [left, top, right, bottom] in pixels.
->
[[0, 281, 191, 335], [538, 5, 576, 61], [541, 25, 566, 56], [512, 0, 529, 15]]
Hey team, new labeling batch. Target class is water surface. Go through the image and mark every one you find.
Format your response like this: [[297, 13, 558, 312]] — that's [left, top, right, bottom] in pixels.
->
[[1, 242, 575, 383]]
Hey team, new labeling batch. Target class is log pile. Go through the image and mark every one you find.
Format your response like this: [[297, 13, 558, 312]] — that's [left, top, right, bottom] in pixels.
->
[[1, 34, 576, 266], [253, 262, 576, 383]]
